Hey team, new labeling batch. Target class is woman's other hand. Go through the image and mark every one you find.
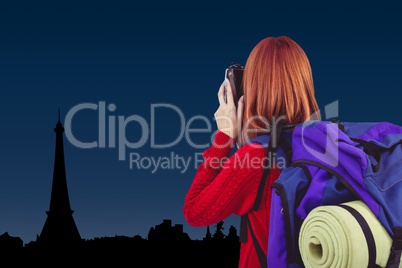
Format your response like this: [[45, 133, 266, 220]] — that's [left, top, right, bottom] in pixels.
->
[[214, 79, 244, 139]]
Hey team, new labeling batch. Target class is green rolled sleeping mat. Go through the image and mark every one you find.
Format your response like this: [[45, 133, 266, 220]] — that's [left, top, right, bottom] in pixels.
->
[[299, 200, 402, 268]]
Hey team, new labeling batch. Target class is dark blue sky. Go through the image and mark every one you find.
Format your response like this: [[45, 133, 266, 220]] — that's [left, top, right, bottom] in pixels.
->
[[0, 2, 401, 244]]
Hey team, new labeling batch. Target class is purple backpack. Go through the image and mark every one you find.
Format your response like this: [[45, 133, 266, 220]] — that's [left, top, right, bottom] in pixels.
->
[[242, 119, 402, 268]]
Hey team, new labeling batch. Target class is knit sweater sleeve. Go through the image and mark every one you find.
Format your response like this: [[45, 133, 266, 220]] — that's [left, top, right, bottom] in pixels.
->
[[183, 130, 271, 227]]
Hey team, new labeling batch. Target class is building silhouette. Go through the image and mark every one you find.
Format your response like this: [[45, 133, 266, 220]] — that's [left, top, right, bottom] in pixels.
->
[[225, 225, 239, 241], [147, 219, 190, 241], [204, 226, 212, 240], [37, 111, 81, 248], [0, 232, 23, 257]]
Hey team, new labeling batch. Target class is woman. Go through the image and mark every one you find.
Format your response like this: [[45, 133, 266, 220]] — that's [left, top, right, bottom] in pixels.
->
[[183, 36, 321, 267]]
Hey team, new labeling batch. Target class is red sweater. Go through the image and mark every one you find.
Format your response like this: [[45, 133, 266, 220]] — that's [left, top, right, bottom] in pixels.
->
[[183, 130, 281, 268]]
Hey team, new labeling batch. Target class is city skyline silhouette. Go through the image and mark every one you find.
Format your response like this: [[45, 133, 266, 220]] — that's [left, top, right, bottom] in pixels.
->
[[0, 115, 240, 266], [0, 115, 240, 243], [0, 114, 240, 267]]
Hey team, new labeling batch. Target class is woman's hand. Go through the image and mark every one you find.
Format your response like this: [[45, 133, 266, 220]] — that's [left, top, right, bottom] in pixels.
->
[[214, 79, 244, 139]]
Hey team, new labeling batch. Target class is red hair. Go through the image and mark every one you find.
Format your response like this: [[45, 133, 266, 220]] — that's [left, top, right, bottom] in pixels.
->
[[239, 36, 320, 144]]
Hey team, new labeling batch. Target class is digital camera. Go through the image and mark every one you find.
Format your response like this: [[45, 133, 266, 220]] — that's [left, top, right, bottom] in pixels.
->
[[224, 62, 244, 106]]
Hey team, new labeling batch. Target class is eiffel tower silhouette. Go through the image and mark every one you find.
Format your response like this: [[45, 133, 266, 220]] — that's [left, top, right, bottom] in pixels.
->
[[37, 110, 81, 248]]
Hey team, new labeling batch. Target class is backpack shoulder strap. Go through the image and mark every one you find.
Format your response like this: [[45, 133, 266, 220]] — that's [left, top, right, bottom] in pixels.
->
[[239, 120, 286, 268], [253, 123, 289, 211], [244, 213, 268, 267]]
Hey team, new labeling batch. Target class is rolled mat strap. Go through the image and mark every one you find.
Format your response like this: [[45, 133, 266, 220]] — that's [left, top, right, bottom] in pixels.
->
[[338, 204, 377, 268], [386, 227, 402, 268]]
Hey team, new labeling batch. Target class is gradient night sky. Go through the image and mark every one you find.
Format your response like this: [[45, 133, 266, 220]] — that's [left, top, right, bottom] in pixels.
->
[[0, 2, 401, 244]]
